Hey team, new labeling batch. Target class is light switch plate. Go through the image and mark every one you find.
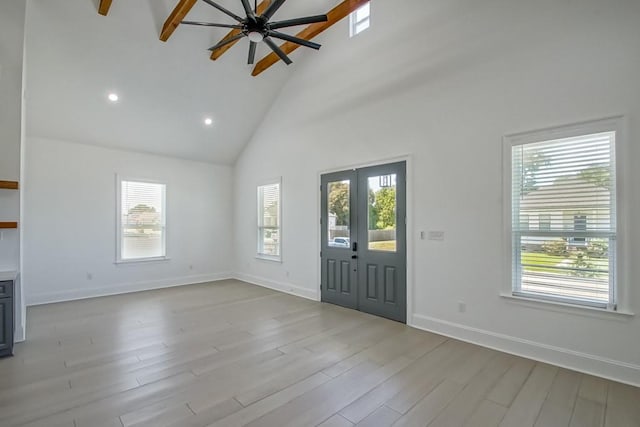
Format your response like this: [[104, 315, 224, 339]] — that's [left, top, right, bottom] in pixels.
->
[[428, 231, 445, 241]]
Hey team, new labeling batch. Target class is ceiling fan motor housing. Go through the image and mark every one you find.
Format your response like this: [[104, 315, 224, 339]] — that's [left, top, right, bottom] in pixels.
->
[[245, 16, 268, 41]]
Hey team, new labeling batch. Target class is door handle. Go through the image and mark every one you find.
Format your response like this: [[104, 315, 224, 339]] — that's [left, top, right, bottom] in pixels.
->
[[352, 242, 358, 252], [351, 255, 358, 259]]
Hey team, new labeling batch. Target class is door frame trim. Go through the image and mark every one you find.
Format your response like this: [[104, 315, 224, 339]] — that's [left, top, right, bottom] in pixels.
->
[[316, 154, 414, 323]]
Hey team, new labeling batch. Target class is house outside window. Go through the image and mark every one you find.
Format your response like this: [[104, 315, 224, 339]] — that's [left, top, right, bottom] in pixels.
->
[[538, 214, 551, 231], [505, 119, 619, 309]]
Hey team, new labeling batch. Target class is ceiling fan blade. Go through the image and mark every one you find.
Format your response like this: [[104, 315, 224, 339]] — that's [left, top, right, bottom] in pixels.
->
[[263, 37, 292, 65], [240, 0, 257, 20], [200, 0, 244, 22], [261, 0, 286, 20], [248, 41, 257, 64], [267, 31, 320, 50], [181, 21, 244, 29], [269, 15, 328, 30], [208, 33, 246, 51]]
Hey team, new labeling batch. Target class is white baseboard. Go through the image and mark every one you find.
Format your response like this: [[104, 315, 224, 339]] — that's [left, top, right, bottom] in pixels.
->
[[233, 272, 319, 301], [26, 272, 233, 306], [14, 325, 25, 343], [410, 313, 640, 388]]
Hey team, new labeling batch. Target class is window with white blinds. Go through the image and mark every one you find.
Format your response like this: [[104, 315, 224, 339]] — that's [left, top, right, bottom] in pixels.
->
[[509, 123, 618, 309], [117, 179, 166, 262], [257, 180, 281, 261]]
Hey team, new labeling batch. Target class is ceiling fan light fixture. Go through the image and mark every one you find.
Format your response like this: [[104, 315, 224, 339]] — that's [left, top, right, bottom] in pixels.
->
[[192, 0, 329, 69], [247, 31, 264, 43]]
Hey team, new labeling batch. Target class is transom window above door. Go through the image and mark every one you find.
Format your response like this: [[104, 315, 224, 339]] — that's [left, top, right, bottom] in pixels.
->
[[349, 1, 370, 37]]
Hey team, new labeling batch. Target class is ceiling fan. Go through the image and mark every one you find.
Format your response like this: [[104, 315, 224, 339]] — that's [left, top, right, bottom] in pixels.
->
[[182, 0, 328, 65]]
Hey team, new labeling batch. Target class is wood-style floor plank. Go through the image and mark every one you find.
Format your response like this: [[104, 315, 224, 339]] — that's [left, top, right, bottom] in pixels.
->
[[463, 400, 508, 427], [0, 280, 636, 427], [487, 358, 535, 407], [393, 379, 464, 427], [318, 414, 355, 427], [355, 405, 401, 426], [534, 368, 581, 427], [499, 363, 558, 427], [428, 352, 516, 427], [604, 382, 640, 427]]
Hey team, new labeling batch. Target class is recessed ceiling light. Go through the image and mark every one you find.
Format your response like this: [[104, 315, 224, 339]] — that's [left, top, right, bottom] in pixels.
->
[[108, 93, 119, 102], [204, 118, 213, 126]]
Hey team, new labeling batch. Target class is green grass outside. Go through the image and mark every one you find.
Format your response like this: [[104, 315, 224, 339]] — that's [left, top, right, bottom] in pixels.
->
[[521, 251, 608, 277], [369, 240, 397, 251], [521, 252, 567, 272]]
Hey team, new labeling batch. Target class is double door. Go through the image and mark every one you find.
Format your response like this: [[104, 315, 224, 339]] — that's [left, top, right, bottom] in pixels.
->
[[321, 162, 406, 323]]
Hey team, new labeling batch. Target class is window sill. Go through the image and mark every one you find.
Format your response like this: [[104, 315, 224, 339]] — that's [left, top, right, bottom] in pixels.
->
[[256, 254, 282, 263], [115, 256, 171, 265], [500, 293, 634, 321]]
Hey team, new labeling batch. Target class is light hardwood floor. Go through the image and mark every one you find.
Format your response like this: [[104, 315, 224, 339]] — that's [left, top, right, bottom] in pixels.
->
[[1, 280, 638, 427]]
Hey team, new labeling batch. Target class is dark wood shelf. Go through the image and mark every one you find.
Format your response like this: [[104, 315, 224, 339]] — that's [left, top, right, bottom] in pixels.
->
[[1, 181, 19, 229], [0, 181, 19, 190]]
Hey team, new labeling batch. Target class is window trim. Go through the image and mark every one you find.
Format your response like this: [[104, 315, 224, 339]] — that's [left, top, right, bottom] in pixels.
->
[[256, 177, 282, 262], [502, 117, 626, 313], [116, 175, 168, 264], [349, 1, 370, 37]]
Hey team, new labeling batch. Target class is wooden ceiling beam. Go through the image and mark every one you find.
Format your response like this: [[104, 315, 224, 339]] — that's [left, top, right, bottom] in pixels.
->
[[251, 0, 369, 76], [160, 0, 198, 42], [0, 181, 19, 190], [98, 0, 113, 16], [209, 0, 272, 61]]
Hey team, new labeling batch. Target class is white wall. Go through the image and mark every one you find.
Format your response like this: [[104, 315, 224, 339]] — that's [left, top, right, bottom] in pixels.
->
[[23, 138, 233, 304], [0, 0, 24, 181], [0, 0, 27, 341], [233, 0, 640, 385]]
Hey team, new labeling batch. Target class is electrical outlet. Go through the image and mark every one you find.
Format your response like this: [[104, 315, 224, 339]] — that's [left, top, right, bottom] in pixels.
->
[[458, 301, 466, 313], [87, 273, 93, 280], [189, 264, 194, 270]]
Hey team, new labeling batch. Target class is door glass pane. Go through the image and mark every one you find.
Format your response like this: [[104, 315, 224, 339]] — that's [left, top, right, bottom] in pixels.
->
[[368, 174, 397, 252], [327, 180, 351, 248]]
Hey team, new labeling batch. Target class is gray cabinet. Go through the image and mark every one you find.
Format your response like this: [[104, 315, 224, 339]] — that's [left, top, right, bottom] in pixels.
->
[[0, 280, 14, 357]]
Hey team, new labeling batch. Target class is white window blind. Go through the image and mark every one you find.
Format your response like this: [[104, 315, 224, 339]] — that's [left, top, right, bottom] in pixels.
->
[[349, 2, 370, 37], [257, 180, 281, 261], [118, 179, 166, 261], [511, 129, 617, 308]]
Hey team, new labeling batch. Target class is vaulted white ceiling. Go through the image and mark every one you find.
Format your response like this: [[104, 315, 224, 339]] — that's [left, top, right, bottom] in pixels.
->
[[24, 0, 335, 164]]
